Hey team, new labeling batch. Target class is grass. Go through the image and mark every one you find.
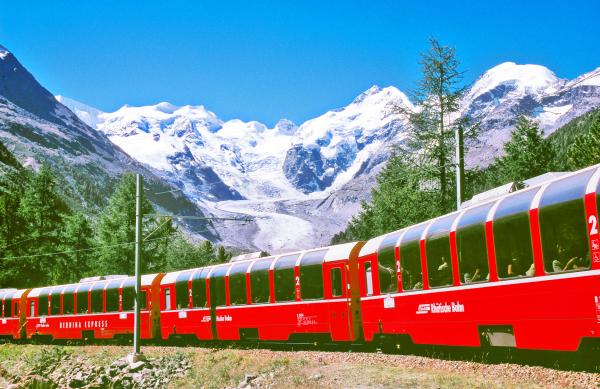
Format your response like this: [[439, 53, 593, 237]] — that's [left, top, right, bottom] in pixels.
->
[[0, 343, 595, 388]]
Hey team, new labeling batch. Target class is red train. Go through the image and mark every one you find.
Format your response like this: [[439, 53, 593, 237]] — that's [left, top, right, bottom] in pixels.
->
[[2, 164, 599, 353]]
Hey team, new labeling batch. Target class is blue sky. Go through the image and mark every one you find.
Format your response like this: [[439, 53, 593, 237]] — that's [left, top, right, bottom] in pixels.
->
[[1, 1, 598, 126]]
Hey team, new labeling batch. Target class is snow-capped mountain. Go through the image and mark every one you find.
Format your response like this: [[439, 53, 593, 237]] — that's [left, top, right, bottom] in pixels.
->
[[58, 61, 600, 251], [0, 44, 213, 238], [283, 86, 412, 193], [63, 100, 307, 202], [462, 62, 600, 165]]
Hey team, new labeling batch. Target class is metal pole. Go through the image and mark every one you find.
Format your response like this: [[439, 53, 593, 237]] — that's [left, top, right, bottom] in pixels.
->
[[455, 125, 461, 210], [133, 173, 143, 358]]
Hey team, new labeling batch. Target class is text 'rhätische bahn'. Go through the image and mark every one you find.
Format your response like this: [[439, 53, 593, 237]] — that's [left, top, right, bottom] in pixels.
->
[[1, 164, 600, 353]]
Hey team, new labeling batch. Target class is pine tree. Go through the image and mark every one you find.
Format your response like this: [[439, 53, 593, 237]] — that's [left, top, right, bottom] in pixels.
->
[[495, 116, 555, 183], [95, 173, 176, 276], [215, 245, 232, 263], [58, 212, 93, 283], [16, 166, 70, 286], [403, 38, 466, 213], [0, 170, 29, 287], [567, 114, 600, 169], [164, 236, 220, 271]]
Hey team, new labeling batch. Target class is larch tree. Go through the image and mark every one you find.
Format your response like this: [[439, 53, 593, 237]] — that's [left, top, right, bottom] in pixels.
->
[[95, 173, 176, 276], [400, 38, 475, 213], [495, 116, 555, 183], [567, 113, 600, 169]]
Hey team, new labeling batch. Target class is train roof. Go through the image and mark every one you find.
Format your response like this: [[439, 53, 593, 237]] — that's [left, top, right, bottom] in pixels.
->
[[28, 274, 160, 297], [360, 164, 600, 258], [0, 289, 27, 299], [161, 242, 362, 285]]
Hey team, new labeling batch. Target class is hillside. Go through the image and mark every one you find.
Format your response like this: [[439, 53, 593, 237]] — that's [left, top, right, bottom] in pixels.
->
[[547, 107, 600, 169], [0, 45, 215, 239]]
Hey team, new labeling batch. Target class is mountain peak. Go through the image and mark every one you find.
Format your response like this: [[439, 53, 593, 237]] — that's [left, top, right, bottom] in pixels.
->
[[0, 44, 10, 59], [153, 101, 179, 113], [352, 85, 383, 104], [468, 62, 561, 99], [274, 118, 297, 135]]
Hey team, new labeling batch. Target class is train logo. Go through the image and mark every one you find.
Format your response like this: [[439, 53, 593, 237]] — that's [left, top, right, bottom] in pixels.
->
[[592, 239, 599, 251], [296, 313, 317, 326], [416, 302, 464, 315]]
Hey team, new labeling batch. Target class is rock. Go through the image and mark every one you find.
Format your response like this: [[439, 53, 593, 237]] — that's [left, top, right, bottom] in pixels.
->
[[240, 373, 258, 385], [309, 373, 323, 380], [128, 360, 146, 372]]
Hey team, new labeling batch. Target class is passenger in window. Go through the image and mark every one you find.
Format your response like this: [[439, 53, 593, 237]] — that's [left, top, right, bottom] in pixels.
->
[[437, 257, 452, 285], [463, 267, 481, 283], [401, 267, 412, 290], [378, 263, 394, 291], [412, 280, 423, 290], [507, 257, 534, 277], [507, 258, 520, 277], [551, 244, 580, 272], [525, 263, 535, 277]]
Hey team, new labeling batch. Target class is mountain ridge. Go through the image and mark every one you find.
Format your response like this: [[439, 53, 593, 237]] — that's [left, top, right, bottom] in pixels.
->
[[4, 41, 599, 251]]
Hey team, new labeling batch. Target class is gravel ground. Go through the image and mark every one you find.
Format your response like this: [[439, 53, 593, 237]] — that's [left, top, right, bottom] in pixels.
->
[[0, 344, 597, 388]]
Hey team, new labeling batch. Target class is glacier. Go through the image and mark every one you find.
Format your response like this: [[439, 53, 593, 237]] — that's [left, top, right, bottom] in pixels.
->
[[56, 62, 600, 251]]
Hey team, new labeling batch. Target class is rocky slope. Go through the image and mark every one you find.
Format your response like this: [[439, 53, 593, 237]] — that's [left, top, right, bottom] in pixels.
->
[[0, 44, 214, 238]]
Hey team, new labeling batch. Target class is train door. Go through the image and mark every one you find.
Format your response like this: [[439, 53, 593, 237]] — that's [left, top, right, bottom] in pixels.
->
[[327, 263, 351, 341]]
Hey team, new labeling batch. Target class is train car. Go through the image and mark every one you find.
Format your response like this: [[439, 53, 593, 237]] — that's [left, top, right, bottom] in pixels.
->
[[25, 274, 164, 341], [159, 242, 365, 343], [358, 164, 600, 352], [0, 289, 29, 340]]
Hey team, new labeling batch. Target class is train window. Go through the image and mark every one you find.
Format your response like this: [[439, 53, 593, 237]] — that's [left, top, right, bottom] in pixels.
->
[[165, 288, 172, 310], [249, 257, 274, 304], [457, 204, 493, 284], [175, 271, 194, 309], [122, 286, 147, 311], [210, 265, 229, 307], [300, 250, 327, 300], [140, 290, 148, 310], [274, 254, 297, 302], [62, 285, 76, 315], [50, 288, 62, 316], [2, 297, 12, 318], [377, 231, 402, 294], [331, 267, 343, 297], [539, 171, 595, 274], [364, 262, 373, 296], [426, 215, 456, 288], [105, 280, 121, 313], [30, 300, 34, 317], [399, 224, 428, 290], [122, 287, 134, 311], [229, 262, 250, 306], [76, 286, 89, 314], [90, 283, 105, 313], [191, 269, 209, 308], [38, 290, 49, 316], [121, 278, 146, 311], [494, 189, 538, 279]]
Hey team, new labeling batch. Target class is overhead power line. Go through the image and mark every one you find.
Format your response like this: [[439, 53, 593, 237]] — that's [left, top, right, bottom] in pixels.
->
[[144, 214, 254, 223], [0, 233, 182, 262]]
